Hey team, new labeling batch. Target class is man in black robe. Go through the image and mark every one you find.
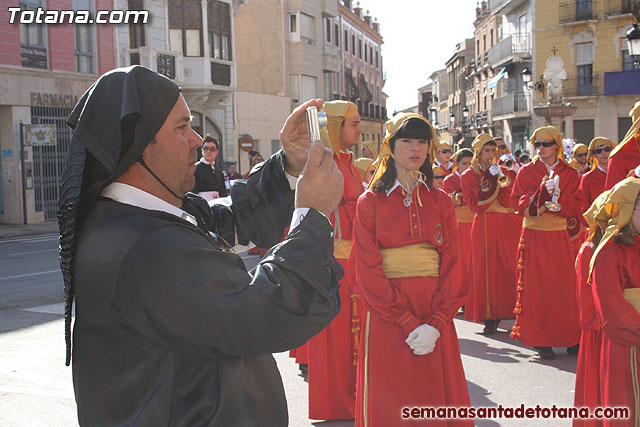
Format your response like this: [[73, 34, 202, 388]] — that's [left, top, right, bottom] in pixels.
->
[[192, 135, 228, 197], [57, 66, 343, 426]]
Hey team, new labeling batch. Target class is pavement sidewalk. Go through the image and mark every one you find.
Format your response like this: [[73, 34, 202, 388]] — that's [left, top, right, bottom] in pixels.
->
[[0, 222, 59, 239]]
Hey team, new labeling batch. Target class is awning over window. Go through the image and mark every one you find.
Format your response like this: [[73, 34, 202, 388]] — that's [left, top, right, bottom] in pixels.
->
[[488, 68, 507, 89], [604, 70, 640, 96]]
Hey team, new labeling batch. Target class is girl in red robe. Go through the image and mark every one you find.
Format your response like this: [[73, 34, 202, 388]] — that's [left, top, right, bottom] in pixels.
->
[[460, 134, 521, 333], [589, 177, 640, 426], [510, 126, 582, 360], [352, 113, 471, 427]]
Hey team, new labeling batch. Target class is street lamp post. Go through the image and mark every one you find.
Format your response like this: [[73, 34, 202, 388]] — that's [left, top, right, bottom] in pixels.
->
[[627, 23, 640, 69]]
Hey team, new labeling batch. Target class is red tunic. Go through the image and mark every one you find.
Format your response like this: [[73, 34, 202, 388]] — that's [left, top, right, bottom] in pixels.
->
[[580, 167, 607, 209], [352, 183, 471, 427], [509, 160, 582, 347], [307, 150, 363, 421], [573, 242, 602, 427], [442, 172, 473, 318], [591, 236, 640, 426], [604, 137, 640, 190], [460, 166, 521, 323]]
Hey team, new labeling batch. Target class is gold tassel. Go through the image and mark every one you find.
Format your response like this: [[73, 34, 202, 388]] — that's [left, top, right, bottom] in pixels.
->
[[351, 293, 361, 367], [510, 234, 527, 339]]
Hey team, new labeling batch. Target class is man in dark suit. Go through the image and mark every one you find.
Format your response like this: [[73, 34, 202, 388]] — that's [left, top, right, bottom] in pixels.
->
[[193, 135, 227, 197]]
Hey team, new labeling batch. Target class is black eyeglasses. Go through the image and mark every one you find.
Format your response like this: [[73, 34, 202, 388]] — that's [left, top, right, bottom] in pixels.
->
[[593, 146, 612, 155], [439, 149, 452, 154], [202, 147, 218, 152], [497, 145, 507, 150], [434, 175, 445, 179], [534, 140, 556, 148]]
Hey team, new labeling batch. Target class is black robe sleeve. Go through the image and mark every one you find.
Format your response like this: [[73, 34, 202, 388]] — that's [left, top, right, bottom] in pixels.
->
[[230, 150, 295, 248], [112, 209, 341, 357]]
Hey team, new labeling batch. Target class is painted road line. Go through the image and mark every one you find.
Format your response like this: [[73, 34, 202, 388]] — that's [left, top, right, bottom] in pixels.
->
[[22, 303, 65, 315], [0, 270, 60, 281]]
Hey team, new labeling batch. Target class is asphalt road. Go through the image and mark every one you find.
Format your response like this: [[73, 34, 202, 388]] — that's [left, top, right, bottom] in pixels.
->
[[1, 235, 579, 426]]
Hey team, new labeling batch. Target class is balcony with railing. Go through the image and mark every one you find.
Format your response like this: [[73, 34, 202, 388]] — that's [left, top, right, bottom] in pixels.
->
[[491, 92, 530, 118], [604, 0, 631, 16], [469, 110, 491, 129], [563, 74, 601, 97], [490, 0, 526, 13], [489, 33, 531, 67], [129, 47, 184, 81], [559, 0, 598, 23]]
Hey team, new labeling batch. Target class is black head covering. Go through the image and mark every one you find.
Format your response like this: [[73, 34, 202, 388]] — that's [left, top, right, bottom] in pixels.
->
[[58, 66, 181, 365]]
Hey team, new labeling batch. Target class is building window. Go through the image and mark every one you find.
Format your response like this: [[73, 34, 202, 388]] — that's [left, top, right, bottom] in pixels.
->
[[74, 0, 94, 73], [300, 13, 315, 45], [20, 0, 47, 68], [290, 14, 297, 33], [128, 0, 145, 48], [334, 23, 339, 47], [573, 119, 594, 144], [351, 34, 355, 54], [20, 0, 44, 47], [577, 64, 593, 96], [325, 18, 331, 43], [364, 42, 367, 62], [369, 46, 373, 65], [375, 49, 378, 68], [209, 1, 231, 60], [344, 29, 348, 51], [619, 117, 633, 142], [168, 0, 203, 57], [358, 38, 362, 59], [622, 48, 635, 71]]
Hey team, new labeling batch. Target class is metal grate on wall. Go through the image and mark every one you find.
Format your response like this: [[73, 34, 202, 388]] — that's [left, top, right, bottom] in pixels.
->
[[30, 106, 73, 221]]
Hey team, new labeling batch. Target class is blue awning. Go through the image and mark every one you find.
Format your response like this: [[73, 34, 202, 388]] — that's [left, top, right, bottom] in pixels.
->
[[488, 69, 507, 89], [604, 70, 640, 96]]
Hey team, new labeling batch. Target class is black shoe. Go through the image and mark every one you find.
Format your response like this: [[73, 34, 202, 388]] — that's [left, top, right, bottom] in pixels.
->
[[567, 344, 580, 355], [461, 305, 466, 313], [482, 319, 499, 335], [534, 347, 555, 360]]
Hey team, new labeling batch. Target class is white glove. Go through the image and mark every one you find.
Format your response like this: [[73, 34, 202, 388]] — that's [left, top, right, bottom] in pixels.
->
[[634, 165, 640, 178], [488, 164, 501, 176], [406, 324, 441, 355], [545, 179, 555, 195]]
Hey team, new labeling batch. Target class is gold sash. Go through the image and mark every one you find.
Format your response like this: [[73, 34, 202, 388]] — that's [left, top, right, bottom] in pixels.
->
[[486, 201, 514, 214], [380, 242, 440, 279], [334, 239, 353, 260], [455, 205, 475, 223], [523, 213, 567, 231], [624, 288, 640, 313]]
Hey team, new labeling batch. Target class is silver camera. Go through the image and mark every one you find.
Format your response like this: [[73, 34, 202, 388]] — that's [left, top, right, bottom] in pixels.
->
[[305, 106, 328, 145]]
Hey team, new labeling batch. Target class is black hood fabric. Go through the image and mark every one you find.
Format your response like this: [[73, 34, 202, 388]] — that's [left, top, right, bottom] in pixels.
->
[[58, 66, 181, 365]]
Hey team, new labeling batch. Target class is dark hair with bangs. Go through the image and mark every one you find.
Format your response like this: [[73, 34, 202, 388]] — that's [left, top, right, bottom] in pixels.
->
[[372, 118, 434, 193], [456, 148, 474, 161]]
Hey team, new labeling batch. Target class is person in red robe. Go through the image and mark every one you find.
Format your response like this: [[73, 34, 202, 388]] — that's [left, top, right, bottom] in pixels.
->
[[432, 164, 446, 189], [569, 143, 590, 175], [307, 100, 364, 421], [435, 142, 454, 175], [510, 126, 582, 360], [588, 177, 640, 426], [605, 101, 640, 190], [352, 113, 471, 427], [443, 148, 475, 319], [581, 138, 615, 208], [573, 192, 609, 427], [460, 133, 521, 334]]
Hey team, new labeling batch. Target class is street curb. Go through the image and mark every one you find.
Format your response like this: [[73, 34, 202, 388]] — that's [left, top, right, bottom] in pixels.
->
[[0, 223, 59, 240]]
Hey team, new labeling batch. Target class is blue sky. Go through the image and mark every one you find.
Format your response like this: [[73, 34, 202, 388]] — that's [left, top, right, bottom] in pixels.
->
[[361, 0, 478, 114]]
